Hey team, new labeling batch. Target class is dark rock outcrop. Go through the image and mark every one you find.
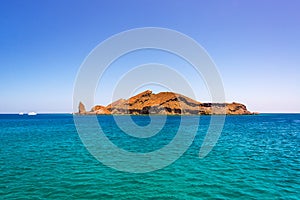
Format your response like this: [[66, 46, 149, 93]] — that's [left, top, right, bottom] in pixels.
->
[[78, 102, 86, 114], [77, 90, 256, 115]]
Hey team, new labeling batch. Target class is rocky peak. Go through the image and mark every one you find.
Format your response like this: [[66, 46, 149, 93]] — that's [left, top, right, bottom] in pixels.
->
[[78, 102, 86, 114]]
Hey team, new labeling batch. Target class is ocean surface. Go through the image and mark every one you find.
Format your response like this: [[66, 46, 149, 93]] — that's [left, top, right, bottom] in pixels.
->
[[0, 114, 299, 199]]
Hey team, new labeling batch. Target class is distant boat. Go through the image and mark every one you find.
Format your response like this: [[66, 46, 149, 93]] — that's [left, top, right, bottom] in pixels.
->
[[28, 112, 37, 116], [19, 112, 24, 115]]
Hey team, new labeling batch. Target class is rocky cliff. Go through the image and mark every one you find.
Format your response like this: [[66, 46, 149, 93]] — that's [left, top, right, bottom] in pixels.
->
[[78, 90, 256, 115]]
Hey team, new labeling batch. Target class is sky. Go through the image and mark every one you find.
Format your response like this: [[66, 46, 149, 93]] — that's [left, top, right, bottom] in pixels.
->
[[0, 0, 299, 113]]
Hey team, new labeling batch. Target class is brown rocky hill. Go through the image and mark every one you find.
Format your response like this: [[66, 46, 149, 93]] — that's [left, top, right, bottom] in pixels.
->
[[78, 90, 256, 115]]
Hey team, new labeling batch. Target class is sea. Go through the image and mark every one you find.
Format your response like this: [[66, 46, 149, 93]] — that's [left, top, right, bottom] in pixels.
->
[[0, 114, 299, 199]]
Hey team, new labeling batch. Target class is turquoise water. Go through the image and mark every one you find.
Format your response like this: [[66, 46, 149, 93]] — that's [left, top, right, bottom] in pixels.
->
[[0, 114, 299, 199]]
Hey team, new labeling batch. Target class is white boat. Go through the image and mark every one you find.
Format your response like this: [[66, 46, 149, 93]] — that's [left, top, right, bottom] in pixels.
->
[[28, 112, 37, 116], [19, 112, 24, 115]]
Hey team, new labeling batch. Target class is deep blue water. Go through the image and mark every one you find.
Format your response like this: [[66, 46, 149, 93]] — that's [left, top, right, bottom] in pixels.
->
[[0, 114, 299, 199]]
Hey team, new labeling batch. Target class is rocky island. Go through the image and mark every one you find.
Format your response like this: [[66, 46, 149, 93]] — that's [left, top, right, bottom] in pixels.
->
[[77, 90, 256, 115]]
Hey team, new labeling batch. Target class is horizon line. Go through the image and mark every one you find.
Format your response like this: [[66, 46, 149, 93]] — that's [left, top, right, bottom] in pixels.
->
[[0, 112, 300, 114]]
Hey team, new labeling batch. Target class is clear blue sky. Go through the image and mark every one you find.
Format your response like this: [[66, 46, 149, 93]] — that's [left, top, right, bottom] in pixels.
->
[[0, 0, 299, 113]]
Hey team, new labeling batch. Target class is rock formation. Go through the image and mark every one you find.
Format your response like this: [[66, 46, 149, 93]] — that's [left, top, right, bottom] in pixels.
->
[[78, 102, 86, 114], [77, 90, 256, 115]]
